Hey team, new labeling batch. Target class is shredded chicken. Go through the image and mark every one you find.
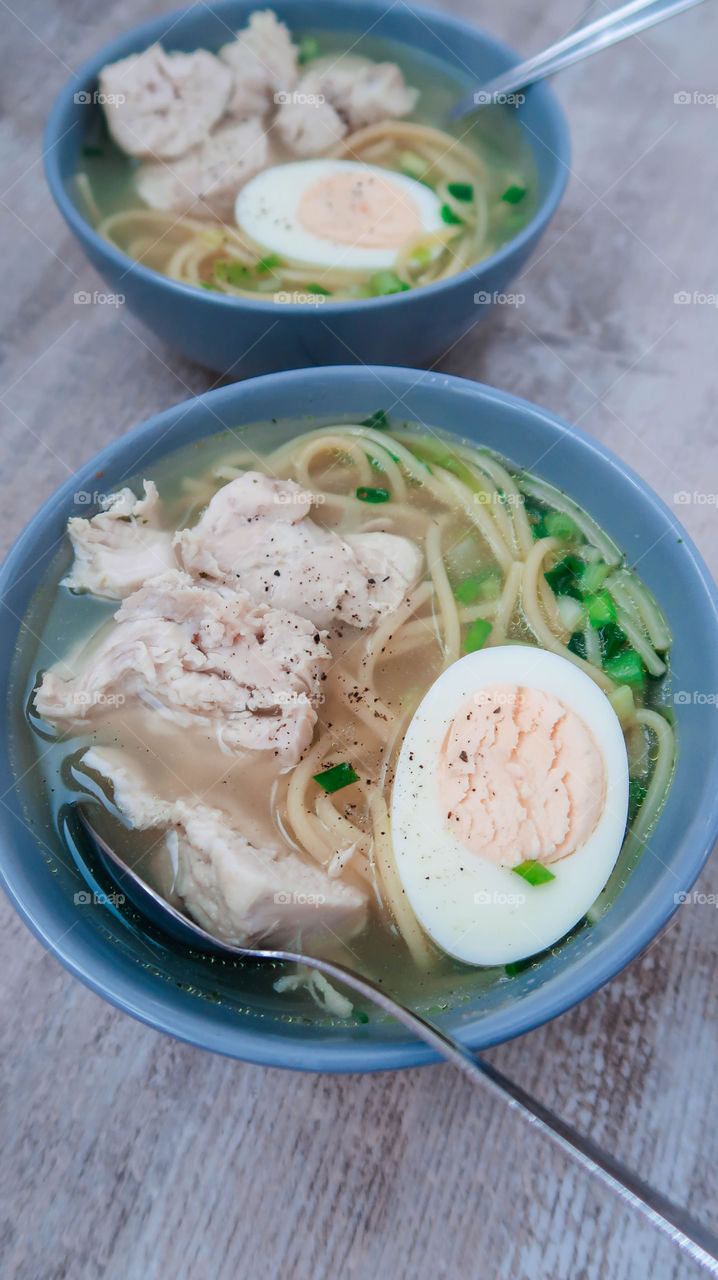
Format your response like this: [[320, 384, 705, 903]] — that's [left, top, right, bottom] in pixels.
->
[[36, 570, 331, 762], [176, 472, 423, 628], [274, 72, 348, 157], [136, 117, 269, 220], [83, 746, 367, 946], [219, 10, 299, 118], [316, 59, 418, 130], [98, 44, 231, 159], [63, 482, 176, 599]]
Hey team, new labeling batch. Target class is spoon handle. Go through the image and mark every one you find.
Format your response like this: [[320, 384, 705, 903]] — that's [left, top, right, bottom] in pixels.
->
[[450, 0, 707, 118], [265, 949, 718, 1274]]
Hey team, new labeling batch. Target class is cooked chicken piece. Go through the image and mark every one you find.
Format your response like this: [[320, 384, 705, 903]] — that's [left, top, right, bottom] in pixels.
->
[[136, 117, 268, 220], [63, 482, 176, 600], [274, 72, 348, 156], [317, 60, 418, 130], [175, 472, 423, 628], [219, 9, 298, 118], [99, 44, 231, 160], [36, 570, 330, 762], [83, 746, 368, 947]]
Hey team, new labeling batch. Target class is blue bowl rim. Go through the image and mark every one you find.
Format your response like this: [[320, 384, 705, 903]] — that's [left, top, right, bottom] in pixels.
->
[[42, 0, 571, 316], [2, 364, 717, 1072]]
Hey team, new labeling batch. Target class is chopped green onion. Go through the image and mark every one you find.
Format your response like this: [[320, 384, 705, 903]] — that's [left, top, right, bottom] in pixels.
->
[[453, 568, 502, 605], [313, 762, 359, 793], [608, 683, 636, 725], [580, 561, 609, 593], [409, 244, 433, 268], [440, 203, 464, 225], [543, 510, 580, 541], [586, 590, 617, 628], [297, 35, 320, 63], [513, 860, 556, 886], [504, 957, 533, 976], [199, 280, 217, 291], [353, 1009, 370, 1024], [356, 485, 390, 503], [256, 253, 280, 273], [603, 650, 645, 688], [398, 150, 429, 181], [82, 144, 103, 157], [567, 631, 587, 659], [544, 554, 584, 600], [214, 260, 251, 286], [369, 270, 409, 296], [305, 283, 331, 295], [360, 409, 389, 430], [502, 184, 527, 204], [447, 181, 474, 202], [598, 621, 628, 660], [628, 778, 648, 815], [463, 617, 492, 653]]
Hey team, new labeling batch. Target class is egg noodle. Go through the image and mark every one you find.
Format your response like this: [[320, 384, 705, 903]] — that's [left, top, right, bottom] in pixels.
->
[[194, 423, 677, 965], [93, 123, 497, 301]]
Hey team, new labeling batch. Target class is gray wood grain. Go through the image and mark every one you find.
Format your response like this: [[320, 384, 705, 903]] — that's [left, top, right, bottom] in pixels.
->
[[1, 1, 717, 1278]]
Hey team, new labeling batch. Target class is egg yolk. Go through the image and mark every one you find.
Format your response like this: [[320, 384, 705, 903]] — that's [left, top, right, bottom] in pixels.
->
[[439, 683, 606, 867], [297, 170, 423, 249]]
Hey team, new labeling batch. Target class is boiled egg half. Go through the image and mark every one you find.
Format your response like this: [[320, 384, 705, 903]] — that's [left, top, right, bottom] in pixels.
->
[[391, 646, 630, 967], [235, 158, 444, 271]]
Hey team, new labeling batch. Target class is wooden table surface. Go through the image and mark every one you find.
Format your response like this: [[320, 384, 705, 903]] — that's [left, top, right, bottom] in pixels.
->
[[2, 1, 717, 1277]]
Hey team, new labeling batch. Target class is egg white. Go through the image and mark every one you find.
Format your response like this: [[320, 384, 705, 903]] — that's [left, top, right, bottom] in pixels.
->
[[234, 159, 443, 271], [391, 646, 630, 967]]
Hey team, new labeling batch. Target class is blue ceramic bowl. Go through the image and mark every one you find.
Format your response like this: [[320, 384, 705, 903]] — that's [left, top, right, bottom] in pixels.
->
[[43, 0, 570, 376], [2, 366, 717, 1071]]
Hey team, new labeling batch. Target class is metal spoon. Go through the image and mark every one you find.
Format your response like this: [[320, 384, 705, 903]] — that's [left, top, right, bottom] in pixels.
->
[[77, 806, 718, 1274], [451, 0, 707, 119]]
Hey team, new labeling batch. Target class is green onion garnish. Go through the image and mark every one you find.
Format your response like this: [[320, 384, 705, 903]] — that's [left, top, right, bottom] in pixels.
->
[[214, 260, 251, 286], [463, 617, 492, 653], [305, 283, 331, 295], [440, 203, 464, 225], [369, 270, 409, 296], [567, 631, 586, 659], [505, 957, 533, 976], [502, 184, 527, 204], [543, 510, 580, 541], [586, 590, 617, 628], [544, 554, 584, 600], [256, 253, 280, 273], [603, 650, 645, 688], [398, 150, 429, 182], [360, 409, 389, 430], [598, 622, 628, 660], [579, 561, 609, 593], [82, 145, 103, 157], [513, 860, 556, 886], [453, 569, 502, 605], [297, 35, 320, 63], [447, 181, 474, 202], [313, 762, 359, 793], [356, 486, 390, 503]]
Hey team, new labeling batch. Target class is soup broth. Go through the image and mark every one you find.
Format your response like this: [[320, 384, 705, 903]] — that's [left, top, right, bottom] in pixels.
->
[[22, 416, 676, 1019]]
